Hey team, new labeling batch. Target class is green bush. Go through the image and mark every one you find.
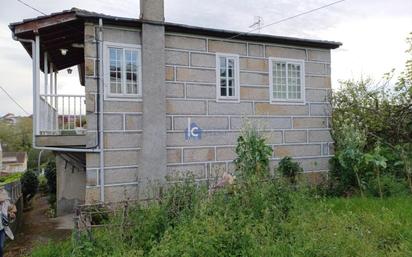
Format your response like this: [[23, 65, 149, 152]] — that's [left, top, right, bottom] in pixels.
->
[[45, 160, 56, 194], [21, 170, 39, 203], [367, 175, 409, 197], [276, 156, 303, 184]]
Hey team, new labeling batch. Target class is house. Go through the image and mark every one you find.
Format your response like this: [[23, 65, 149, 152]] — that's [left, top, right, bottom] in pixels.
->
[[9, 0, 341, 215], [1, 152, 28, 173], [0, 113, 19, 125]]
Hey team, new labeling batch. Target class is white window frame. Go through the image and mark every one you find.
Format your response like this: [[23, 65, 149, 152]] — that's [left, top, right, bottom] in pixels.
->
[[215, 53, 240, 102], [269, 57, 305, 104], [104, 42, 142, 100]]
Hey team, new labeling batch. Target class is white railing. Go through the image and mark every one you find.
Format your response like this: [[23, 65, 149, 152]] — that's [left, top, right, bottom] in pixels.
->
[[38, 94, 86, 135]]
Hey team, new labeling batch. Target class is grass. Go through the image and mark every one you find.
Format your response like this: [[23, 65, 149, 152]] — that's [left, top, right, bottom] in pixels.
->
[[0, 172, 23, 186], [28, 179, 412, 257]]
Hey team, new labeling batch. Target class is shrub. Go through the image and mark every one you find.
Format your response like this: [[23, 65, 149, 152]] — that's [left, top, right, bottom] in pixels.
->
[[367, 175, 409, 197], [21, 170, 39, 203], [38, 175, 48, 194], [276, 156, 303, 184], [45, 160, 56, 194]]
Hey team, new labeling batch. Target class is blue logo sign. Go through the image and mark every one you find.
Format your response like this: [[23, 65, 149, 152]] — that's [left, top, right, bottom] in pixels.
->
[[185, 119, 202, 140]]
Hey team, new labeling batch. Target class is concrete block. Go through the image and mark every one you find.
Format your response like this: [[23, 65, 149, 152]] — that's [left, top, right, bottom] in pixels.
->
[[208, 40, 247, 55], [293, 117, 327, 129], [84, 42, 96, 58], [255, 103, 309, 115], [310, 103, 331, 116], [103, 114, 123, 130], [240, 87, 269, 100], [166, 50, 189, 65], [165, 35, 206, 51], [184, 147, 215, 162], [166, 82, 185, 98], [307, 49, 331, 63], [165, 66, 175, 81], [274, 144, 321, 157], [208, 102, 253, 115], [104, 167, 138, 185], [240, 58, 268, 72], [265, 46, 306, 60], [230, 117, 291, 130], [167, 148, 182, 163], [104, 101, 142, 112], [104, 150, 139, 166], [167, 131, 239, 147], [186, 84, 215, 99], [104, 185, 138, 202], [125, 114, 142, 130], [103, 28, 141, 45], [210, 163, 227, 178], [240, 72, 268, 85], [86, 113, 97, 130], [216, 147, 236, 161], [85, 78, 97, 93], [174, 116, 229, 130], [85, 58, 95, 77], [166, 116, 172, 130], [167, 99, 206, 115], [306, 76, 331, 89], [86, 169, 98, 186], [191, 53, 216, 68], [298, 157, 330, 171], [104, 132, 141, 149], [306, 89, 329, 102], [329, 143, 335, 155], [167, 164, 206, 180], [86, 153, 100, 168], [86, 93, 95, 113], [248, 44, 264, 57], [85, 187, 100, 203], [308, 130, 332, 142], [176, 67, 215, 83], [262, 131, 283, 144], [306, 62, 330, 75], [285, 130, 307, 143]]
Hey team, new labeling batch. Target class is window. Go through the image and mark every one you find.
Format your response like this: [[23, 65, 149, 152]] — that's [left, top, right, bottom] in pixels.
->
[[105, 43, 142, 98], [216, 53, 239, 101], [269, 58, 304, 103]]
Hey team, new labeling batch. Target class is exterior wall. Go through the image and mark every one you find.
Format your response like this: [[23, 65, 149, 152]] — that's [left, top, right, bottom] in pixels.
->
[[56, 155, 86, 215], [164, 34, 333, 181], [83, 23, 333, 203]]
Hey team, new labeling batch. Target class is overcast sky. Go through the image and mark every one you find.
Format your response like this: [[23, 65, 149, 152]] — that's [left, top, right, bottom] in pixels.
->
[[0, 0, 411, 116]]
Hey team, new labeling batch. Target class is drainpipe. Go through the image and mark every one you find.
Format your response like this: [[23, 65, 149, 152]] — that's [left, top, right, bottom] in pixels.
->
[[98, 18, 105, 202]]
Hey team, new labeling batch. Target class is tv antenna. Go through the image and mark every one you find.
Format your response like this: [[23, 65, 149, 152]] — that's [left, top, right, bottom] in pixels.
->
[[249, 16, 264, 33]]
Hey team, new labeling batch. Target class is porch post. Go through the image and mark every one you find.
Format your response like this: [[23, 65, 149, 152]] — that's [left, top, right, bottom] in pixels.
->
[[35, 35, 40, 135]]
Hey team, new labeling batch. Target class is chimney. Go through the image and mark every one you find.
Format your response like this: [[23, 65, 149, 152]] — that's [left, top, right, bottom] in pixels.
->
[[140, 0, 164, 22]]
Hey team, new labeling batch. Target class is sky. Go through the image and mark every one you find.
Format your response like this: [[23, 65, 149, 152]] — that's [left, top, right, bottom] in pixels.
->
[[0, 0, 411, 116]]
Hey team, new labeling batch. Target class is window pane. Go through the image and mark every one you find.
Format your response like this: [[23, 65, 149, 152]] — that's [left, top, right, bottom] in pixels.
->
[[273, 61, 287, 99], [220, 79, 227, 96], [228, 58, 234, 78], [109, 47, 123, 94], [228, 79, 235, 96], [125, 49, 139, 94], [287, 63, 301, 99]]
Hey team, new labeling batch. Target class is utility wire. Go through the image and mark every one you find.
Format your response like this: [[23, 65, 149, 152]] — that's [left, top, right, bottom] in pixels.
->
[[228, 0, 346, 40], [0, 86, 30, 115], [16, 0, 47, 15]]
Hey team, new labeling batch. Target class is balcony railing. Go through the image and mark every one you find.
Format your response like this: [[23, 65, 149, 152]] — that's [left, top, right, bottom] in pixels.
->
[[38, 94, 86, 135]]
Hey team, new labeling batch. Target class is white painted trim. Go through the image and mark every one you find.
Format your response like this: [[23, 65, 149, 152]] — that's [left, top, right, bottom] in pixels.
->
[[215, 53, 240, 103], [103, 41, 143, 100]]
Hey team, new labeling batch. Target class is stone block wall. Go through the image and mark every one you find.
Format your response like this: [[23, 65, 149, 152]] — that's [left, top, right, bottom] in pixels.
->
[[164, 33, 333, 181]]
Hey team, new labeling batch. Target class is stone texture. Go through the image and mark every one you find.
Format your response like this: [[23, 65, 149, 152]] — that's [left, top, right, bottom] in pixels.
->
[[240, 58, 268, 72], [165, 35, 206, 51], [262, 131, 283, 144], [230, 117, 291, 129], [191, 53, 216, 68], [103, 114, 123, 130], [240, 72, 268, 85], [310, 103, 331, 116], [85, 58, 95, 77], [284, 130, 307, 143], [240, 87, 269, 100], [210, 163, 227, 178], [174, 116, 229, 130], [165, 66, 175, 81], [265, 46, 306, 60], [85, 187, 100, 203], [208, 40, 247, 55], [125, 114, 142, 130], [306, 76, 331, 89], [167, 99, 206, 115], [165, 50, 189, 65], [166, 82, 185, 98], [306, 62, 330, 75], [248, 44, 264, 57], [184, 148, 215, 162], [186, 84, 215, 99], [104, 132, 141, 149], [308, 130, 332, 142], [167, 164, 206, 180], [104, 167, 139, 185], [103, 28, 141, 45], [293, 117, 327, 129], [255, 103, 309, 115], [305, 89, 329, 102], [167, 148, 182, 163], [307, 50, 331, 62], [104, 185, 138, 202], [298, 157, 330, 171], [216, 147, 236, 161], [104, 150, 139, 166], [86, 93, 96, 113], [167, 131, 239, 147], [208, 102, 253, 115], [273, 144, 321, 157], [176, 67, 215, 83], [104, 101, 142, 112], [86, 169, 98, 186]]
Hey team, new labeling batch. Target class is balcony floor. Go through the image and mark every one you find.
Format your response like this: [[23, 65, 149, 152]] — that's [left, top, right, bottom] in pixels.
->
[[36, 134, 87, 147]]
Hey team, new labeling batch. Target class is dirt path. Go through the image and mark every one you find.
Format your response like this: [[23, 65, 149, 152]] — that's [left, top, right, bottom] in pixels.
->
[[4, 195, 71, 257]]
